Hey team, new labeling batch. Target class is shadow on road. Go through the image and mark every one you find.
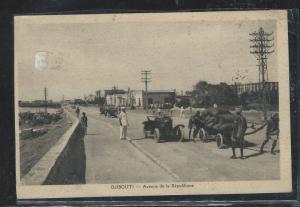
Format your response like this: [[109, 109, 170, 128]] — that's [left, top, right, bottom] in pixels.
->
[[244, 152, 264, 159], [244, 141, 258, 148], [44, 126, 86, 185], [130, 137, 146, 141]]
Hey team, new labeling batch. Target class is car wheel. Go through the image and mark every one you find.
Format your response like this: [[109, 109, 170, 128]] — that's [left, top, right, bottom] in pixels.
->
[[153, 129, 160, 143], [216, 133, 225, 149], [199, 128, 207, 142]]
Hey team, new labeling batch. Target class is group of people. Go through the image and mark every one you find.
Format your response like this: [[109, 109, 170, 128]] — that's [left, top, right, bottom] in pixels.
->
[[76, 105, 129, 140], [76, 104, 280, 159], [188, 104, 279, 159]]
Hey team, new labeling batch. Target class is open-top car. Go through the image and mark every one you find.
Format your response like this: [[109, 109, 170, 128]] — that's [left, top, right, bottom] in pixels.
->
[[105, 107, 119, 118], [99, 105, 119, 118], [99, 105, 106, 114], [142, 115, 185, 142]]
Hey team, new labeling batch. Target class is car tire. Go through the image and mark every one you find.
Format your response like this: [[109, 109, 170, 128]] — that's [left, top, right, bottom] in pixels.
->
[[216, 133, 225, 149]]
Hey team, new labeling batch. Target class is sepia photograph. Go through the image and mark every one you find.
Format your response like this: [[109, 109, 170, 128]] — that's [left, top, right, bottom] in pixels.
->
[[14, 10, 291, 198]]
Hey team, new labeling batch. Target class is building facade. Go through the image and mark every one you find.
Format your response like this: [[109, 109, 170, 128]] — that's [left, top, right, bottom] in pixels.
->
[[146, 90, 176, 106], [129, 90, 144, 108], [106, 94, 128, 106], [234, 81, 278, 105], [102, 88, 176, 108]]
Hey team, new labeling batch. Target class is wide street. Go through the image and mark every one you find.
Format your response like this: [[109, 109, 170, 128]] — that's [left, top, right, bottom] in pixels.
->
[[81, 106, 279, 184]]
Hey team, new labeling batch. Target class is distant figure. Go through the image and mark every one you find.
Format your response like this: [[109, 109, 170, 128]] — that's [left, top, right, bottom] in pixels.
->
[[189, 106, 192, 115], [170, 107, 174, 116], [119, 107, 129, 140], [80, 112, 88, 135], [211, 103, 219, 115], [76, 107, 80, 118], [150, 104, 154, 113], [180, 106, 185, 118], [231, 107, 247, 159], [157, 107, 162, 116]]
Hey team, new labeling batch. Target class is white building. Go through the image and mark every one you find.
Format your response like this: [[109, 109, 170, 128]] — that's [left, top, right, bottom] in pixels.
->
[[129, 90, 144, 108], [103, 88, 175, 108]]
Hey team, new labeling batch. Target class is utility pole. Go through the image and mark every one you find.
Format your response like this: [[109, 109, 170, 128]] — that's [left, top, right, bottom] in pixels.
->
[[44, 87, 47, 113], [250, 27, 274, 121], [141, 70, 151, 111]]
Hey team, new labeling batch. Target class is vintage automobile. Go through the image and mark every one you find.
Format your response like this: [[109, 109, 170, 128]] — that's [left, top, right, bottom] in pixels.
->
[[99, 106, 119, 118], [105, 107, 119, 118], [142, 115, 185, 142], [99, 105, 106, 114]]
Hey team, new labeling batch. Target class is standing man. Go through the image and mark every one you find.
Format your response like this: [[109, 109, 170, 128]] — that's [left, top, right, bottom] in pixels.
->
[[80, 112, 88, 135], [180, 106, 185, 118], [119, 107, 129, 140], [188, 111, 202, 140], [76, 107, 80, 118], [231, 107, 247, 159]]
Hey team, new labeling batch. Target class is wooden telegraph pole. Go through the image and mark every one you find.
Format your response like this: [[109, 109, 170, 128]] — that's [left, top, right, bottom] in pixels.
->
[[141, 70, 151, 111], [250, 27, 274, 121]]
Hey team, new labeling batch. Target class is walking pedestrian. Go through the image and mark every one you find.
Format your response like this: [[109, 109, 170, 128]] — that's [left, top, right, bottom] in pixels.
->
[[260, 113, 279, 154], [119, 107, 129, 140], [245, 113, 279, 155], [76, 107, 80, 118], [80, 112, 88, 135], [231, 107, 247, 159]]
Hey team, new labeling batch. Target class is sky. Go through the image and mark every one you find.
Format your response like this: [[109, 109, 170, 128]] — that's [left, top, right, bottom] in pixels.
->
[[15, 15, 277, 101]]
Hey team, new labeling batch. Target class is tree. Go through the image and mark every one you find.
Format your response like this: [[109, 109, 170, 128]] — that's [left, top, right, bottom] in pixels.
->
[[191, 81, 238, 107]]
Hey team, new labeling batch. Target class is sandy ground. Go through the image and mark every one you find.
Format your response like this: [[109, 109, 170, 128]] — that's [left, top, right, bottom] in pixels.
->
[[19, 113, 72, 177]]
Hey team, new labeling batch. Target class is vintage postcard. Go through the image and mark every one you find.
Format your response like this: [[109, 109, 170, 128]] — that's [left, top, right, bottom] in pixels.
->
[[15, 10, 291, 199]]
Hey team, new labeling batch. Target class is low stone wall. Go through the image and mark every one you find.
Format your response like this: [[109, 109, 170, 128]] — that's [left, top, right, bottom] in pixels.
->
[[43, 125, 86, 185]]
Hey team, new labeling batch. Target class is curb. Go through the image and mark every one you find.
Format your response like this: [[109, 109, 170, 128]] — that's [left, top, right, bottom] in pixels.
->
[[21, 109, 79, 185]]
